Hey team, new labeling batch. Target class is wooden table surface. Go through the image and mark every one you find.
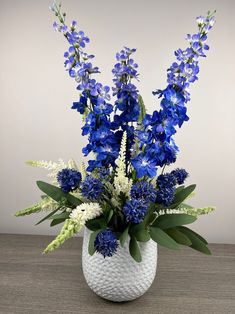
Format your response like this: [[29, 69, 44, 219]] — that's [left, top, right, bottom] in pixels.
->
[[0, 234, 234, 314]]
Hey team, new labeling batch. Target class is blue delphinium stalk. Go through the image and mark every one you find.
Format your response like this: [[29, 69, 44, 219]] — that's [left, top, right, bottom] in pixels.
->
[[112, 47, 140, 124], [132, 12, 215, 178], [111, 47, 140, 158], [94, 229, 118, 257], [123, 199, 148, 223], [50, 2, 119, 172], [81, 175, 104, 201], [130, 181, 157, 204], [57, 168, 82, 193]]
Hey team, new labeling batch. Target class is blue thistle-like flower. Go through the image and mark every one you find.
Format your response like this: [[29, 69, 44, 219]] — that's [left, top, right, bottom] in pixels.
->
[[94, 229, 118, 257], [81, 175, 103, 201], [157, 173, 177, 189], [57, 168, 82, 193], [123, 199, 148, 224], [156, 187, 175, 206], [156, 173, 177, 206], [131, 181, 157, 204], [171, 168, 189, 185]]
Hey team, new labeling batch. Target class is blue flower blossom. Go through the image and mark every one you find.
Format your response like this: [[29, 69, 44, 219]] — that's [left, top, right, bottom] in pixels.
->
[[123, 199, 148, 223], [52, 6, 215, 180], [156, 173, 177, 206], [156, 187, 175, 206], [57, 168, 82, 193], [95, 229, 118, 257], [81, 112, 96, 136], [157, 173, 177, 189], [151, 139, 178, 167], [171, 168, 189, 185], [72, 94, 87, 114], [131, 181, 157, 204], [131, 153, 157, 178], [81, 175, 103, 200]]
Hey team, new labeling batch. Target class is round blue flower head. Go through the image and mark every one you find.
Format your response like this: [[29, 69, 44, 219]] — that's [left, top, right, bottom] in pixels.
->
[[81, 175, 103, 201], [131, 181, 157, 204], [94, 229, 118, 257], [157, 173, 177, 189], [123, 199, 148, 224], [156, 173, 177, 206], [156, 187, 175, 206], [171, 168, 188, 185], [57, 168, 82, 193]]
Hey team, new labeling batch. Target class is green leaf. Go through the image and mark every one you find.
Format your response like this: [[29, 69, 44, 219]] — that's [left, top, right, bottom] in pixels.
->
[[177, 226, 211, 255], [107, 209, 114, 223], [130, 223, 150, 242], [166, 228, 192, 246], [137, 95, 147, 125], [49, 212, 70, 220], [129, 236, 142, 262], [88, 230, 101, 256], [177, 202, 194, 209], [170, 184, 196, 208], [150, 227, 180, 250], [119, 225, 129, 247], [152, 213, 197, 229], [50, 218, 66, 227], [36, 181, 82, 207], [35, 207, 61, 225], [177, 226, 208, 244], [134, 229, 150, 242], [85, 217, 107, 231], [174, 185, 185, 194], [143, 205, 157, 227]]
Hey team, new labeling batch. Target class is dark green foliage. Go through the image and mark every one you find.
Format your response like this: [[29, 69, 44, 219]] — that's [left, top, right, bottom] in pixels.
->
[[152, 213, 197, 229], [37, 181, 82, 207], [150, 226, 180, 250], [130, 223, 150, 242], [170, 184, 196, 208], [119, 225, 129, 247], [129, 236, 142, 262], [177, 226, 211, 254], [85, 216, 107, 231], [166, 228, 192, 246], [88, 230, 101, 256]]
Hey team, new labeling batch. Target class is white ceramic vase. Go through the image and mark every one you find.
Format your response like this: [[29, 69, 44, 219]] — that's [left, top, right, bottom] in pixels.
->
[[82, 227, 158, 302]]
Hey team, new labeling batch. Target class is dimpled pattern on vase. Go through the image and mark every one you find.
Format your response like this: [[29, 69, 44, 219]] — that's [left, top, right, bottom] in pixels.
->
[[82, 228, 158, 302]]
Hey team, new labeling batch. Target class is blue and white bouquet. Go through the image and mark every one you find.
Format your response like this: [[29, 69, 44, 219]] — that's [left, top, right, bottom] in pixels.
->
[[16, 2, 216, 262]]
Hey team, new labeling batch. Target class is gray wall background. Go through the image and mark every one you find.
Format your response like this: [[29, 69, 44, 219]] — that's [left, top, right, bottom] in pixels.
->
[[0, 0, 234, 243]]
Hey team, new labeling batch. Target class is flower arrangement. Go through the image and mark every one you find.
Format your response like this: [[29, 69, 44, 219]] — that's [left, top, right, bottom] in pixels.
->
[[15, 1, 216, 262]]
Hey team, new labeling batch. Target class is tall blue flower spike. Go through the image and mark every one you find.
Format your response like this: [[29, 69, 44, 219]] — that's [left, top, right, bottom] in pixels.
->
[[132, 12, 215, 177], [51, 2, 119, 172], [51, 2, 215, 179]]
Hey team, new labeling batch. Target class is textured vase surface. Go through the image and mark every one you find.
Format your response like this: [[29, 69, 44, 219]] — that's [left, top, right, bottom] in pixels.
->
[[82, 227, 158, 302]]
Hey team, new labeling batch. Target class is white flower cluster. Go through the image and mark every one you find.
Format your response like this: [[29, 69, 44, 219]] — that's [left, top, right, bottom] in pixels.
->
[[114, 131, 132, 196], [26, 158, 79, 185], [69, 203, 102, 225]]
